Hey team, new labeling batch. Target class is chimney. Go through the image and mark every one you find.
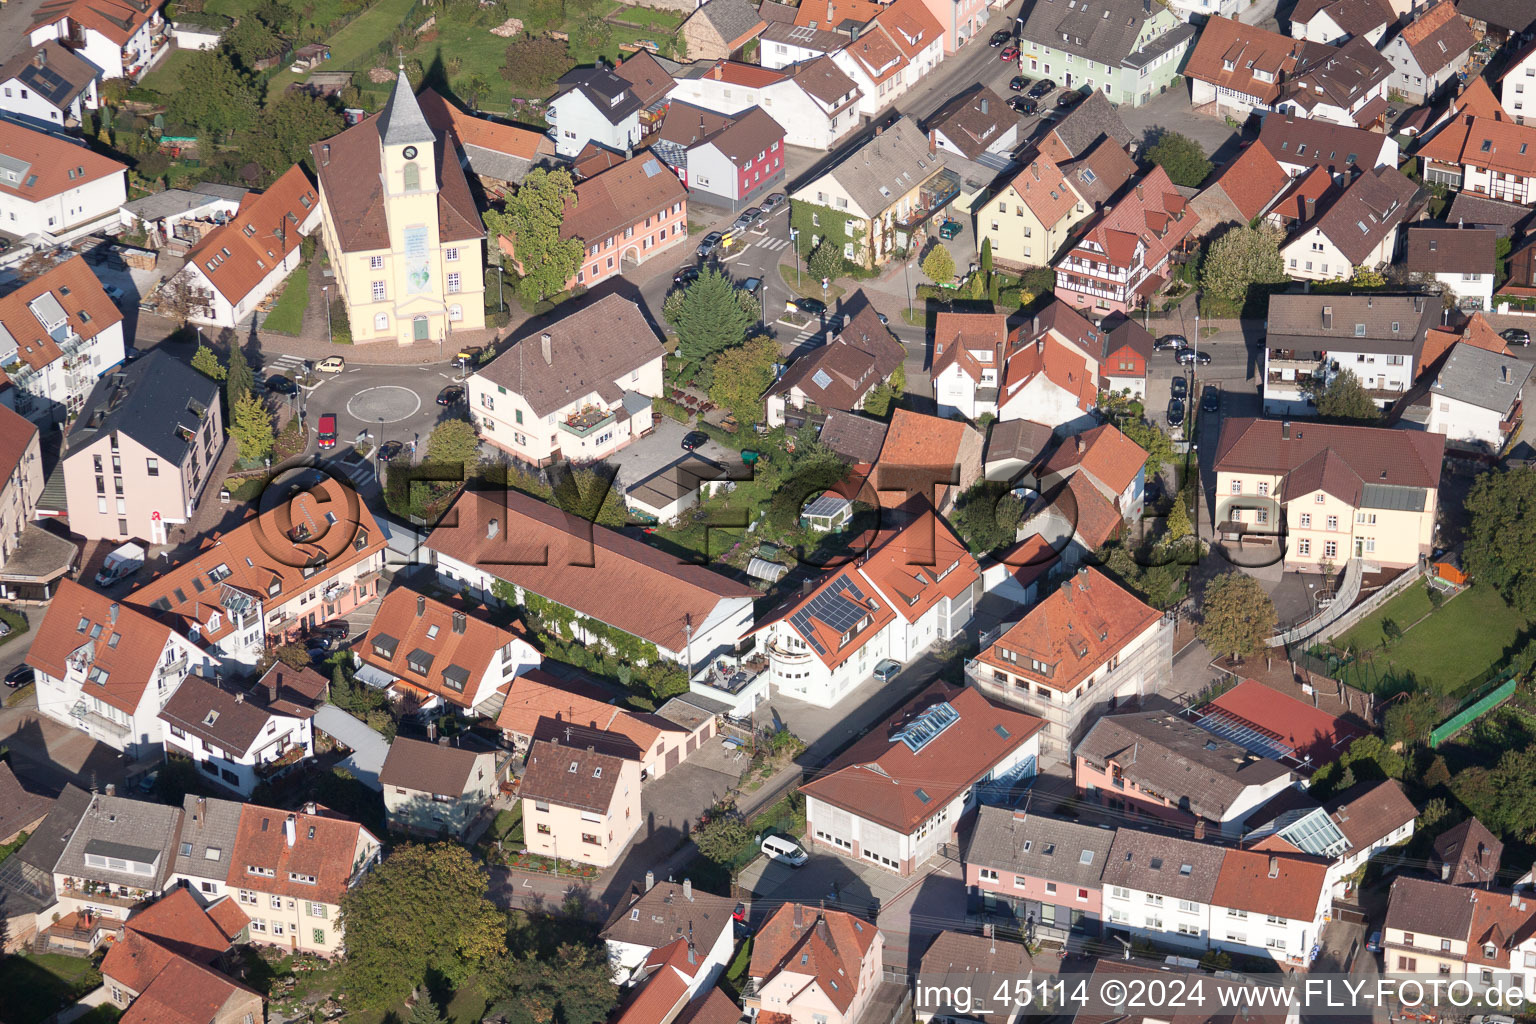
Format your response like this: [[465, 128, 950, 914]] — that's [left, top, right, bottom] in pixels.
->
[[104, 783, 115, 796], [540, 332, 552, 365], [980, 97, 989, 116], [1194, 819, 1206, 840], [416, 594, 426, 616], [1267, 855, 1279, 878], [109, 603, 119, 624], [196, 795, 206, 823], [486, 517, 499, 539], [303, 801, 317, 815], [646, 870, 655, 891], [235, 692, 245, 704], [684, 878, 693, 901], [1282, 421, 1291, 439], [1075, 435, 1084, 454], [793, 903, 804, 928], [815, 917, 831, 944], [322, 143, 330, 166], [453, 611, 466, 634], [34, 48, 45, 67], [267, 671, 280, 704], [1512, 891, 1522, 909], [284, 814, 297, 848]]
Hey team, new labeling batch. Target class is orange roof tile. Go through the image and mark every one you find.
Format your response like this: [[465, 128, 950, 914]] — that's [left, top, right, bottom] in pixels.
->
[[1006, 148, 1083, 229], [0, 255, 123, 389], [227, 803, 376, 905], [1212, 849, 1328, 920], [1058, 166, 1198, 275], [360, 587, 532, 709], [842, 23, 906, 84], [873, 0, 941, 61], [931, 311, 1007, 384], [31, 0, 156, 44], [0, 121, 124, 205], [1207, 143, 1290, 222], [417, 88, 552, 160], [1465, 889, 1536, 968], [1001, 329, 1096, 413], [496, 668, 678, 758], [975, 567, 1160, 692], [751, 904, 878, 1012], [701, 59, 786, 88], [185, 165, 317, 306], [1042, 423, 1147, 498], [1419, 114, 1536, 178], [1184, 17, 1315, 106], [119, 955, 259, 1024], [27, 579, 177, 715], [794, 0, 883, 30], [877, 409, 979, 510]]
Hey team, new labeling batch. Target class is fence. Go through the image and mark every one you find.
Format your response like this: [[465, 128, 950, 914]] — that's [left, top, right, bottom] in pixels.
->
[[1429, 678, 1518, 747], [1291, 563, 1426, 650], [1268, 559, 1366, 648]]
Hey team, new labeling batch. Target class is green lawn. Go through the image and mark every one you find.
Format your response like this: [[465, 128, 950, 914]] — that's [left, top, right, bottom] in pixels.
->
[[138, 48, 203, 98], [262, 0, 417, 98], [1335, 585, 1530, 695], [261, 264, 309, 335], [0, 953, 103, 1024]]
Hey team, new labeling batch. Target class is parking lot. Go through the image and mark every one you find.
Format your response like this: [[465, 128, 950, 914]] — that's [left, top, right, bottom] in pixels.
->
[[602, 417, 744, 494]]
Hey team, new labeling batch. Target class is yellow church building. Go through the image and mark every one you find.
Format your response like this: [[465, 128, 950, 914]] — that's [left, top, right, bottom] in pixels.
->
[[311, 70, 486, 345]]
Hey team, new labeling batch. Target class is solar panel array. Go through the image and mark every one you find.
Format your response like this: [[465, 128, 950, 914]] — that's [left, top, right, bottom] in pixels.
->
[[789, 576, 867, 655], [891, 700, 959, 753], [1193, 706, 1293, 762], [21, 63, 77, 106]]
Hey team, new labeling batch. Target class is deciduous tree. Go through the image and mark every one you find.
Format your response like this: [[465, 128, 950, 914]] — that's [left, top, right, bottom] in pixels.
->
[[1465, 467, 1536, 614], [244, 92, 344, 183], [424, 418, 481, 472], [922, 243, 955, 284], [693, 810, 752, 863], [1146, 131, 1212, 187], [229, 391, 274, 463], [808, 239, 842, 283], [1306, 369, 1380, 423], [550, 467, 627, 527], [708, 334, 778, 426], [500, 35, 573, 93], [486, 168, 583, 305], [490, 941, 617, 1024], [1200, 224, 1286, 305], [340, 844, 506, 1009], [167, 52, 259, 139], [950, 480, 1026, 554], [1197, 571, 1276, 661]]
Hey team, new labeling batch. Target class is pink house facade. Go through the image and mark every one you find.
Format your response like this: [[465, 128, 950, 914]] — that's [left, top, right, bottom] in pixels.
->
[[917, 0, 987, 52], [964, 806, 1113, 939]]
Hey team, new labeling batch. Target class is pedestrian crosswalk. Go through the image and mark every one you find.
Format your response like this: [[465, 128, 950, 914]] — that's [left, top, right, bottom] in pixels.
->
[[263, 353, 306, 375], [335, 457, 375, 489], [755, 237, 791, 252]]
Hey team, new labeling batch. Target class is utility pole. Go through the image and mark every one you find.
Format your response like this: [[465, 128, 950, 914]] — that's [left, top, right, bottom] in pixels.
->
[[322, 285, 331, 345]]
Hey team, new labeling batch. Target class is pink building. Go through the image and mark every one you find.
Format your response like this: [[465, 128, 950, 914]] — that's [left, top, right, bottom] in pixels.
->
[[1052, 166, 1200, 316], [916, 0, 988, 52], [964, 806, 1114, 938]]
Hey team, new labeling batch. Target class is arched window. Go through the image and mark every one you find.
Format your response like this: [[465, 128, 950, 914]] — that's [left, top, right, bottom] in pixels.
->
[[373, 313, 389, 331], [402, 162, 420, 191]]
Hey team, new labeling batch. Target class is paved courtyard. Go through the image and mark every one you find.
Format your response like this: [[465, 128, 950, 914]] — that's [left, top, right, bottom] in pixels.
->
[[1117, 86, 1246, 168]]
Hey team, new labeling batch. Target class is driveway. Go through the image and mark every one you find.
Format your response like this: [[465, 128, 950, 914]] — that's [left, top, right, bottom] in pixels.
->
[[1116, 86, 1246, 169], [603, 417, 740, 491], [736, 845, 917, 922], [0, 693, 140, 797]]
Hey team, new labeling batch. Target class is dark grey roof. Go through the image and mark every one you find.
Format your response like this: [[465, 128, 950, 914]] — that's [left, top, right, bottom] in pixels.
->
[[1385, 875, 1477, 937], [377, 70, 436, 147], [1124, 20, 1196, 70], [695, 0, 766, 43], [173, 794, 244, 882], [1404, 226, 1497, 275], [1258, 113, 1392, 172], [69, 349, 219, 465], [54, 793, 181, 891], [157, 675, 293, 759], [627, 453, 730, 507], [762, 21, 845, 53], [14, 783, 90, 874], [601, 877, 737, 952], [1431, 342, 1532, 413], [818, 410, 888, 464], [816, 115, 938, 217], [0, 761, 53, 841], [1431, 816, 1503, 886], [1075, 710, 1294, 821], [1267, 293, 1437, 357], [476, 294, 664, 419], [1445, 193, 1534, 238], [1100, 827, 1226, 902], [1046, 90, 1135, 159], [985, 418, 1054, 469], [1309, 166, 1424, 265], [965, 805, 1116, 886], [121, 188, 226, 221], [192, 182, 249, 202], [1457, 0, 1536, 32], [0, 42, 96, 109], [555, 67, 644, 126], [1020, 0, 1166, 68]]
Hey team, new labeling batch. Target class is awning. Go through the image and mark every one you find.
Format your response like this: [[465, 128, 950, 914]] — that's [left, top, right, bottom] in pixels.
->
[[1353, 95, 1389, 128]]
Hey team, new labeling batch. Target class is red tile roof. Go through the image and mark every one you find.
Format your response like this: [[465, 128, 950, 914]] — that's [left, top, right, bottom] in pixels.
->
[[226, 803, 376, 905], [185, 165, 317, 306], [1184, 18, 1316, 106], [1001, 328, 1097, 414], [0, 121, 125, 205], [1418, 114, 1536, 178], [1206, 143, 1290, 222], [794, 0, 883, 28], [102, 887, 245, 994], [27, 579, 176, 715], [1057, 167, 1198, 276], [0, 255, 123, 390], [750, 904, 879, 1012], [119, 955, 258, 1024], [700, 59, 786, 88], [30, 0, 157, 44], [497, 668, 677, 758], [1213, 849, 1328, 920], [557, 150, 687, 245], [1400, 1, 1476, 77], [877, 409, 980, 510], [1465, 888, 1536, 968], [417, 88, 553, 160], [1042, 423, 1146, 499], [0, 404, 37, 492], [613, 937, 706, 1024], [1005, 149, 1083, 229], [931, 312, 1007, 384], [874, 0, 941, 60], [975, 568, 1160, 693], [1214, 417, 1444, 497], [1205, 678, 1365, 763], [360, 587, 532, 709], [802, 682, 1043, 834]]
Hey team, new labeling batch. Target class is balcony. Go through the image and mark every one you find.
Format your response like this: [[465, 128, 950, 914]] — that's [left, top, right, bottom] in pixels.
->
[[894, 169, 961, 230], [766, 637, 813, 664], [559, 406, 617, 438], [256, 744, 308, 778], [60, 877, 152, 909]]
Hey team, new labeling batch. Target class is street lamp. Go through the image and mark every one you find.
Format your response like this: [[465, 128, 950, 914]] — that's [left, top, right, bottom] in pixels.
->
[[322, 285, 331, 345], [790, 227, 801, 287], [904, 258, 913, 320]]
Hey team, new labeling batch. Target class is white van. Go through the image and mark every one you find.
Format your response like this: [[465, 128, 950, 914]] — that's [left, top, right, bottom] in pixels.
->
[[760, 834, 808, 867]]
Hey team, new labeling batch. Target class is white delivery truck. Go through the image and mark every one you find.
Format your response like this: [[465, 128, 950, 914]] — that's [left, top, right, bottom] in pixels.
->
[[94, 542, 146, 587]]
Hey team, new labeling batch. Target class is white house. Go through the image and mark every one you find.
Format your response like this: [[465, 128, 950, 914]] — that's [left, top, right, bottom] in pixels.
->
[[1380, 0, 1476, 105], [1276, 37, 1392, 129], [802, 683, 1043, 876], [1248, 779, 1418, 897], [0, 253, 127, 426], [0, 42, 98, 131], [28, 0, 171, 82], [1261, 292, 1437, 415], [1288, 0, 1394, 45], [1279, 166, 1422, 282], [547, 66, 643, 158], [601, 878, 739, 989], [754, 512, 979, 708], [28, 579, 219, 759], [1501, 38, 1536, 124], [170, 19, 224, 51], [759, 22, 845, 70], [158, 675, 314, 796], [666, 58, 863, 152], [1420, 339, 1532, 452], [1416, 114, 1536, 202], [169, 165, 319, 327], [995, 327, 1099, 432], [1210, 850, 1330, 967], [931, 311, 1007, 420], [1099, 830, 1225, 950], [829, 0, 943, 119], [1403, 226, 1497, 310], [0, 120, 125, 240]]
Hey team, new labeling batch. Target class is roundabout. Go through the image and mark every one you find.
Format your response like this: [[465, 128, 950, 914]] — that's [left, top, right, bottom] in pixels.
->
[[346, 385, 423, 424]]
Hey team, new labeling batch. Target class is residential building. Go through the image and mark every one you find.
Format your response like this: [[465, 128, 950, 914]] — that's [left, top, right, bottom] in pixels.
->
[[0, 402, 72, 603], [0, 254, 125, 426], [803, 683, 1042, 877], [776, 57, 864, 149], [1191, 143, 1291, 236], [63, 350, 224, 544], [964, 807, 1116, 938], [918, 932, 1040, 1024], [51, 791, 182, 921], [28, 0, 169, 82], [830, 0, 943, 116], [1092, 316, 1155, 398], [819, 410, 889, 465], [1456, 0, 1536, 36], [1262, 292, 1438, 414], [1383, 875, 1477, 975], [310, 707, 388, 791], [29, 579, 216, 757], [743, 904, 882, 1024], [1036, 423, 1147, 522], [966, 568, 1172, 764], [118, 184, 245, 251], [548, 66, 644, 158], [1052, 166, 1199, 316], [876, 408, 984, 514], [311, 72, 485, 345], [1288, 0, 1395, 45], [984, 418, 1055, 483], [602, 877, 737, 987], [499, 151, 685, 291], [1445, 192, 1533, 238], [467, 294, 664, 465], [1037, 91, 1137, 166], [789, 115, 951, 267], [1015, 0, 1194, 108], [158, 675, 314, 796], [666, 59, 857, 152], [0, 784, 91, 950], [1016, 471, 1126, 568], [167, 165, 320, 327], [357, 587, 540, 714], [1212, 417, 1444, 571], [765, 304, 904, 427], [1075, 709, 1296, 835], [926, 86, 1017, 161], [1257, 112, 1399, 179], [1463, 888, 1536, 993], [1413, 338, 1532, 453], [426, 488, 756, 667], [379, 736, 498, 838], [977, 148, 1092, 273], [99, 887, 256, 1024], [1403, 226, 1498, 310], [126, 474, 388, 659], [0, 120, 125, 239], [932, 311, 1008, 420], [1100, 829, 1226, 949], [1381, 1, 1475, 104], [1210, 849, 1330, 965], [1500, 37, 1536, 124], [1278, 166, 1423, 282], [417, 87, 557, 191], [0, 762, 51, 846], [1280, 36, 1393, 129], [755, 512, 980, 707], [679, 0, 766, 61], [0, 41, 98, 131], [1318, 780, 1418, 891], [760, 21, 845, 70], [1417, 115, 1536, 201], [1431, 817, 1503, 886], [520, 738, 641, 868], [995, 303, 1101, 430], [1184, 18, 1315, 119], [653, 102, 785, 206]]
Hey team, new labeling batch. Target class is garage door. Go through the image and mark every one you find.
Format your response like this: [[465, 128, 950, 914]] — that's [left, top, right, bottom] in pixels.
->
[[701, 721, 713, 740], [666, 747, 680, 770], [686, 736, 698, 754]]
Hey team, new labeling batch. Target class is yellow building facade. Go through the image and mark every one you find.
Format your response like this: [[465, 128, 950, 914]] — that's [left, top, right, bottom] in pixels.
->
[[312, 71, 485, 345]]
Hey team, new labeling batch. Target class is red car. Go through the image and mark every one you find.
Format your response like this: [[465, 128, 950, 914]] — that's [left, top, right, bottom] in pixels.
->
[[1000, 46, 1019, 61], [317, 413, 337, 450]]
